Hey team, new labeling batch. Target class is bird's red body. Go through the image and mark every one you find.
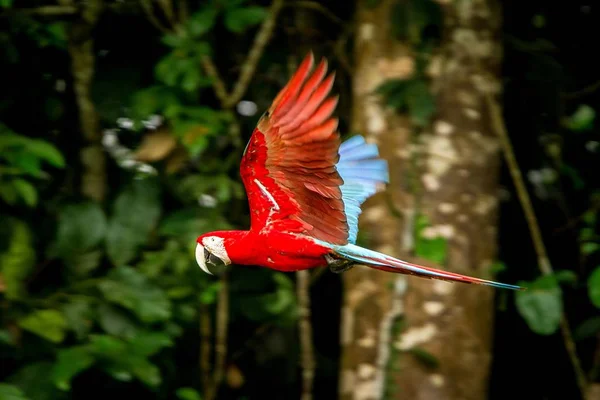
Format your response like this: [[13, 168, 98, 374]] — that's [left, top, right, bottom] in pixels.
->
[[204, 229, 330, 272]]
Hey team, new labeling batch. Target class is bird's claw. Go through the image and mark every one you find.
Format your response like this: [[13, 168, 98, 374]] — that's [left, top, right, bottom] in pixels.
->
[[325, 254, 356, 273]]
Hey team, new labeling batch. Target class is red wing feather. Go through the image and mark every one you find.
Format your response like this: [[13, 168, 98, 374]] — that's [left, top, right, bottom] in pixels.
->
[[240, 52, 349, 245]]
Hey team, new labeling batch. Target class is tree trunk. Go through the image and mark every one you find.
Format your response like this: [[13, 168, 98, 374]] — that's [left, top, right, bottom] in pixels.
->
[[339, 0, 503, 399], [64, 0, 106, 202]]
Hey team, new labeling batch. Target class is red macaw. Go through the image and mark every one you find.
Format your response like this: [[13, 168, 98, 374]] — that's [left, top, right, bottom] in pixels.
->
[[195, 52, 522, 291]]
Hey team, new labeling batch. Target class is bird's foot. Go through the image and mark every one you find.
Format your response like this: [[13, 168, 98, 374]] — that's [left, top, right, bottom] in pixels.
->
[[325, 254, 356, 273]]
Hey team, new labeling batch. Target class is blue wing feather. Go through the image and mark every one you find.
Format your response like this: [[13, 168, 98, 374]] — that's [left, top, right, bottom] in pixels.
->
[[336, 135, 389, 244]]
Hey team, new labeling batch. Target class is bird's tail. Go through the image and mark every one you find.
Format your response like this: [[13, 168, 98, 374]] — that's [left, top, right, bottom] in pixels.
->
[[333, 243, 523, 290]]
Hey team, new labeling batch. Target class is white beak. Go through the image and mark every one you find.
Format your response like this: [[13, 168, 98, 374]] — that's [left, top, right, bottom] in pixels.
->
[[195, 243, 213, 275]]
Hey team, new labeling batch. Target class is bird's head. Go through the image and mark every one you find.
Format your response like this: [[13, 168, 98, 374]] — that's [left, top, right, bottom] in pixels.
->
[[195, 233, 232, 276]]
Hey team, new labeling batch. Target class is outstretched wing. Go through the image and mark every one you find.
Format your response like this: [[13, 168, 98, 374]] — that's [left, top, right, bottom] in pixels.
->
[[240, 52, 349, 245]]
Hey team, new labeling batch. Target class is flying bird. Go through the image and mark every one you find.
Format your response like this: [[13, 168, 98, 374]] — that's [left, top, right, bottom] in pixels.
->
[[195, 52, 522, 291]]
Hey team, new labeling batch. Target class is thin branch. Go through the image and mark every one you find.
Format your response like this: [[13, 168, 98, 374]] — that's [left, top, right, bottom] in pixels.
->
[[0, 5, 77, 16], [139, 0, 171, 33], [178, 0, 189, 26], [224, 0, 285, 108], [209, 273, 230, 400], [563, 79, 600, 100], [201, 56, 230, 106], [0, 2, 138, 17], [157, 0, 176, 27], [296, 270, 315, 400], [201, 0, 284, 109], [285, 0, 343, 26], [199, 304, 212, 397], [486, 93, 589, 400]]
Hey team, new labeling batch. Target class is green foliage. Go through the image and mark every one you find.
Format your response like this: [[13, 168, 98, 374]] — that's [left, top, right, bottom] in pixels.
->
[[18, 309, 68, 343], [7, 363, 58, 400], [0, 125, 65, 207], [232, 270, 298, 325], [565, 104, 595, 131], [375, 79, 436, 127], [99, 267, 171, 323], [515, 274, 565, 335], [52, 202, 107, 275], [106, 179, 161, 266], [414, 213, 447, 264], [52, 346, 95, 391], [224, 5, 267, 33], [0, 383, 30, 400], [588, 266, 600, 308], [1, 218, 35, 299], [391, 0, 442, 45], [574, 317, 600, 341], [176, 387, 203, 400]]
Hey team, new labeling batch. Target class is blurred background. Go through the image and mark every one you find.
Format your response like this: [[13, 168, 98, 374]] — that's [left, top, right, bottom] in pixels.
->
[[1, 0, 599, 399]]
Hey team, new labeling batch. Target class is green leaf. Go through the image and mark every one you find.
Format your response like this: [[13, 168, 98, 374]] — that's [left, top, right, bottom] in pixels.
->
[[130, 360, 161, 387], [89, 335, 127, 358], [53, 203, 106, 276], [515, 277, 562, 335], [0, 329, 14, 345], [106, 179, 161, 266], [199, 281, 221, 304], [574, 317, 600, 341], [391, 0, 442, 44], [188, 8, 218, 37], [6, 362, 57, 400], [27, 139, 65, 168], [375, 79, 435, 126], [0, 383, 29, 400], [588, 267, 600, 308], [409, 347, 439, 369], [52, 346, 95, 391], [12, 179, 37, 206], [553, 270, 578, 284], [565, 104, 595, 131], [239, 273, 297, 324], [224, 6, 267, 33], [98, 303, 139, 339], [405, 81, 436, 127], [18, 309, 68, 343], [62, 299, 93, 340], [176, 388, 202, 400], [0, 182, 18, 205], [582, 242, 600, 255], [0, 0, 14, 9], [55, 202, 107, 251], [414, 214, 447, 264], [53, 202, 107, 274], [129, 331, 173, 357], [99, 266, 171, 323], [0, 219, 35, 299]]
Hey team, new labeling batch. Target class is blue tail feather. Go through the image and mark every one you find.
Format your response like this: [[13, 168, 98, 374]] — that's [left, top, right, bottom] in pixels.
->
[[336, 135, 389, 244], [324, 243, 523, 291]]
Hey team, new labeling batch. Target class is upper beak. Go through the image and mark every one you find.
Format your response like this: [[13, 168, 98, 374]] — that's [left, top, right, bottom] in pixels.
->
[[195, 243, 227, 276]]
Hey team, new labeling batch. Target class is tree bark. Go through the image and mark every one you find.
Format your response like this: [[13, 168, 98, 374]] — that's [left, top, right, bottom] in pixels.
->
[[339, 1, 503, 399], [63, 0, 106, 202]]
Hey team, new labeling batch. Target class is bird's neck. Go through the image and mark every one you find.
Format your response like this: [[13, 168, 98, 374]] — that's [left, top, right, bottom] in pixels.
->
[[218, 230, 260, 266]]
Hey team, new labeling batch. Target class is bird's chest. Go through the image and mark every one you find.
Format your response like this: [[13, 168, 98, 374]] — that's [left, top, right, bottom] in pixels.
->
[[248, 231, 330, 271]]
